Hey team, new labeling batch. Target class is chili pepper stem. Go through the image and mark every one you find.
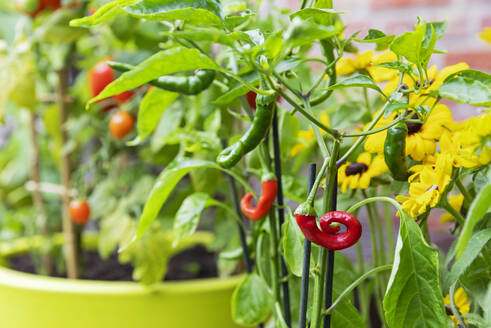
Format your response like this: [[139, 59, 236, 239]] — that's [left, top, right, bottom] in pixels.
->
[[299, 163, 317, 328], [455, 176, 473, 209], [310, 140, 340, 328]]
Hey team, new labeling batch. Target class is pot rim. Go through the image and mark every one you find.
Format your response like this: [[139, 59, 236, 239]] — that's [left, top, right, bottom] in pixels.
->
[[0, 232, 243, 295]]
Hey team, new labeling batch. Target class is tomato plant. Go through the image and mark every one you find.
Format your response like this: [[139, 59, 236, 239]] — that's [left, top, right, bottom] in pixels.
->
[[69, 200, 90, 225], [109, 111, 134, 139]]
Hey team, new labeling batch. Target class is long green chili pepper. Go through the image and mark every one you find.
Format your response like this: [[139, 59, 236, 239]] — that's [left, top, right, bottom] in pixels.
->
[[107, 61, 216, 95], [384, 122, 409, 181], [217, 81, 276, 168]]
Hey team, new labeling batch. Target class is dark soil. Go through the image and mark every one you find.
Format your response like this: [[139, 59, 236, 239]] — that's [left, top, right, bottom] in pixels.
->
[[7, 245, 218, 282]]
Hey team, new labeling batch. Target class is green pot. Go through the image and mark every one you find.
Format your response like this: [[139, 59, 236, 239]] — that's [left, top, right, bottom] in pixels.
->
[[0, 233, 243, 328]]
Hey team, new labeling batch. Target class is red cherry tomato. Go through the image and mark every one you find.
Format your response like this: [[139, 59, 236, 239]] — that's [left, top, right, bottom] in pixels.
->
[[109, 111, 134, 139], [88, 60, 134, 108], [16, 0, 61, 18], [69, 200, 91, 225]]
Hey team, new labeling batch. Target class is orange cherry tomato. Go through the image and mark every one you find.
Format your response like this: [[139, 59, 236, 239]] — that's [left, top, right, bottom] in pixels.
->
[[69, 200, 91, 225], [109, 111, 134, 139]]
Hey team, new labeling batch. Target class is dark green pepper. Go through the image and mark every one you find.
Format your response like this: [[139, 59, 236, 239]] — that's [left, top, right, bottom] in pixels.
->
[[217, 81, 276, 168], [107, 61, 215, 95], [384, 122, 409, 181]]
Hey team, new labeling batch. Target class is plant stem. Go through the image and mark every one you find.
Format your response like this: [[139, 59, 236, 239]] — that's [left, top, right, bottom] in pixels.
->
[[272, 108, 291, 327], [337, 101, 389, 166], [363, 191, 387, 264], [56, 68, 79, 279], [28, 112, 53, 276], [455, 177, 472, 209], [441, 202, 465, 225], [302, 96, 329, 157], [343, 118, 404, 137], [324, 264, 393, 315], [310, 140, 340, 328], [382, 198, 395, 261], [306, 157, 330, 205], [449, 283, 468, 328]]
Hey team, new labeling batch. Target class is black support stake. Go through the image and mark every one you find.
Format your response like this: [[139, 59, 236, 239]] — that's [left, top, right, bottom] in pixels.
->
[[272, 108, 291, 327], [299, 163, 317, 328]]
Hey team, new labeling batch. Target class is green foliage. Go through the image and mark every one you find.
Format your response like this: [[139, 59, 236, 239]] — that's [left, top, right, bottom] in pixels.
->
[[137, 87, 178, 141], [231, 274, 272, 326], [437, 70, 491, 106], [383, 211, 447, 327]]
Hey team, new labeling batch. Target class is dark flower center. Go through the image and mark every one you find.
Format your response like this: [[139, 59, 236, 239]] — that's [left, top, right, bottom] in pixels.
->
[[445, 306, 453, 316], [345, 162, 369, 176], [405, 112, 423, 135]]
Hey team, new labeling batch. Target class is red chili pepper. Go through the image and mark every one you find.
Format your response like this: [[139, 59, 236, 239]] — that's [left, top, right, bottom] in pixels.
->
[[241, 180, 278, 220], [295, 206, 362, 251]]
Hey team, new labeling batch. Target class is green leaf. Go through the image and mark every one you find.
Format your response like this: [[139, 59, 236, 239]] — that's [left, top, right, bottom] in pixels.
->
[[151, 106, 183, 152], [437, 70, 491, 106], [134, 159, 250, 241], [122, 0, 223, 26], [282, 211, 305, 277], [356, 29, 395, 51], [390, 18, 426, 64], [224, 8, 255, 27], [137, 87, 178, 141], [70, 0, 138, 27], [290, 8, 344, 26], [323, 75, 385, 96], [383, 211, 447, 328], [161, 27, 250, 46], [215, 58, 300, 104], [456, 183, 491, 258], [444, 228, 491, 291], [231, 274, 272, 326], [173, 192, 209, 246], [87, 47, 219, 107], [283, 17, 342, 48]]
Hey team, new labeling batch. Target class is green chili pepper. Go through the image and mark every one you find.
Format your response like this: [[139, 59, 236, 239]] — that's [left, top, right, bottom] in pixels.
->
[[384, 122, 409, 181], [107, 61, 215, 95], [217, 80, 276, 168]]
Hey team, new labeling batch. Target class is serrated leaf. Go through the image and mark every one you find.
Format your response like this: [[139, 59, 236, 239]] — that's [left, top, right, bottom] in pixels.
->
[[383, 211, 447, 328], [456, 182, 491, 258], [444, 228, 491, 291], [231, 274, 272, 326], [323, 75, 385, 96], [134, 159, 251, 241], [122, 0, 223, 26], [87, 47, 219, 107], [137, 87, 178, 141]]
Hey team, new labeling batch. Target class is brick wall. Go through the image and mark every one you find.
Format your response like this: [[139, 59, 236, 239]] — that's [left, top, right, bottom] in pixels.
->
[[285, 0, 491, 118]]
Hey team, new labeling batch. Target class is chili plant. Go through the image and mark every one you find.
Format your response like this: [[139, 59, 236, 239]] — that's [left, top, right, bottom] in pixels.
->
[[69, 0, 491, 327]]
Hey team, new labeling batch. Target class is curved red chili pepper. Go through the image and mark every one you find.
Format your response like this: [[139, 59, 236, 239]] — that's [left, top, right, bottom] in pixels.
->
[[295, 210, 362, 251], [241, 180, 278, 220]]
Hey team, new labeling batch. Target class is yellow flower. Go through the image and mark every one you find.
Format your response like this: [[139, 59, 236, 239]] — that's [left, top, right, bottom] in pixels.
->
[[444, 287, 470, 326], [479, 27, 491, 46], [383, 63, 469, 105], [440, 194, 464, 223], [337, 152, 388, 193], [290, 113, 330, 157], [336, 50, 398, 82], [364, 104, 453, 161], [396, 154, 452, 218]]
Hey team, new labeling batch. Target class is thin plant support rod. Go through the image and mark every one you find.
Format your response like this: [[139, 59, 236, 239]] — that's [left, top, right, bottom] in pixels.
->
[[299, 163, 317, 328], [324, 173, 338, 328], [272, 108, 291, 327], [57, 68, 79, 279], [221, 139, 253, 273]]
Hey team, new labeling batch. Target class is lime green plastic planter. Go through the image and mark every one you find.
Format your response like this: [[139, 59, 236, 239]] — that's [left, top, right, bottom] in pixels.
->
[[0, 233, 243, 328]]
